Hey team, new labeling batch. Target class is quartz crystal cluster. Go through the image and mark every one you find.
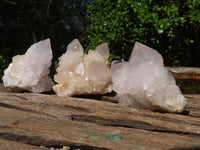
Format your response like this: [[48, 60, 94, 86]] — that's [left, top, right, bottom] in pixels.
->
[[111, 42, 187, 113], [2, 39, 54, 93], [53, 39, 112, 96]]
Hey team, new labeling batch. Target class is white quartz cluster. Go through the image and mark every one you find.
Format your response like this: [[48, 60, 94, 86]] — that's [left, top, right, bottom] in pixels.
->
[[111, 42, 187, 113], [53, 39, 112, 96], [2, 39, 54, 93]]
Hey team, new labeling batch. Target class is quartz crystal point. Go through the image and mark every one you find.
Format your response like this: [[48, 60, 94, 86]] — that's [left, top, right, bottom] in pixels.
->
[[2, 39, 54, 93], [111, 42, 187, 113], [53, 39, 112, 96]]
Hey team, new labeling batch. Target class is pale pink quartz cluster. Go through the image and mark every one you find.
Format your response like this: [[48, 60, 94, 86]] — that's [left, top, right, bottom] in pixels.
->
[[111, 42, 187, 113], [3, 39, 54, 93]]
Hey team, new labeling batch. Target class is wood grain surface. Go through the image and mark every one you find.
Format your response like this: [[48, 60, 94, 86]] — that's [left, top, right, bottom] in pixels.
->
[[0, 83, 200, 150]]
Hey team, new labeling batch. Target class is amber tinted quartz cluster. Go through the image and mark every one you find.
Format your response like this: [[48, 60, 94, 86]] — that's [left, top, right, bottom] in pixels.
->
[[53, 39, 112, 96]]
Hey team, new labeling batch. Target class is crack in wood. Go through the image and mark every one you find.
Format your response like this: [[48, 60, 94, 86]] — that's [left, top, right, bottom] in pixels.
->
[[71, 114, 200, 139], [71, 115, 167, 130], [0, 132, 113, 150], [56, 105, 93, 113], [0, 102, 57, 119], [135, 113, 200, 127]]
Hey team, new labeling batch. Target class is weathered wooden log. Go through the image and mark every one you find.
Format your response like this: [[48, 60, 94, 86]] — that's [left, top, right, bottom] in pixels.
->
[[0, 84, 200, 150], [167, 67, 200, 79], [167, 67, 200, 94]]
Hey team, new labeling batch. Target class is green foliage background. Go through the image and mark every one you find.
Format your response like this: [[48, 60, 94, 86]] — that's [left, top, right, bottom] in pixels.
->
[[82, 0, 200, 66]]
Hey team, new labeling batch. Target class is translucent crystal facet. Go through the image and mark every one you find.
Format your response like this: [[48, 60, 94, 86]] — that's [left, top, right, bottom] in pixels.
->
[[111, 42, 187, 113], [53, 39, 112, 97], [2, 39, 54, 93]]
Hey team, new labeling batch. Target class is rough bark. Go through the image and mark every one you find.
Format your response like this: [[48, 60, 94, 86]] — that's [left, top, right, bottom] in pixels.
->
[[0, 84, 200, 150]]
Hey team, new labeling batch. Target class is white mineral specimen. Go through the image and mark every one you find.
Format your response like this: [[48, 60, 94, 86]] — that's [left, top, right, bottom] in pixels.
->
[[2, 39, 54, 93], [53, 39, 112, 97], [111, 42, 187, 113]]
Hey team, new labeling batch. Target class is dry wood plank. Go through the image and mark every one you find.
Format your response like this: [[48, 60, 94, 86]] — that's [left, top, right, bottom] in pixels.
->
[[167, 67, 200, 79], [0, 85, 200, 150]]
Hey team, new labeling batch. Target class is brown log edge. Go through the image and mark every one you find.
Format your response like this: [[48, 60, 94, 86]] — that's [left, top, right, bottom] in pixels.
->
[[167, 67, 200, 79], [0, 84, 200, 150]]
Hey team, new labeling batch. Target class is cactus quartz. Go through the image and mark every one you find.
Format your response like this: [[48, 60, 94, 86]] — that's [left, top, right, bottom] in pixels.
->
[[111, 42, 187, 113], [2, 39, 54, 93], [53, 39, 112, 96]]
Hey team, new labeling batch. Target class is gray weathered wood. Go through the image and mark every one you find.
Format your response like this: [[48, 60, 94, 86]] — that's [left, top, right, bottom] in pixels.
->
[[0, 84, 200, 150]]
